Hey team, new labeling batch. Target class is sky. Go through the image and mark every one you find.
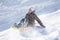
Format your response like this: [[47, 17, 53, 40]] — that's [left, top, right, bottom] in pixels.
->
[[0, 0, 60, 31]]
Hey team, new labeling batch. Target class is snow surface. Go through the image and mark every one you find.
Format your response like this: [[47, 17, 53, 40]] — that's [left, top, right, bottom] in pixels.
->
[[0, 10, 60, 40]]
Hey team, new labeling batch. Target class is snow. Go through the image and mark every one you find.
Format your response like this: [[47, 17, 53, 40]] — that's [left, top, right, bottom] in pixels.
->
[[0, 10, 60, 40]]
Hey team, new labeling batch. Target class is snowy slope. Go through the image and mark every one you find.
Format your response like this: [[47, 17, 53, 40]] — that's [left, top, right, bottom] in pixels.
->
[[0, 10, 60, 40]]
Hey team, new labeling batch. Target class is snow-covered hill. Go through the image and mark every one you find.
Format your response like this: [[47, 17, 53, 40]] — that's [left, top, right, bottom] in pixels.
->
[[0, 10, 60, 40]]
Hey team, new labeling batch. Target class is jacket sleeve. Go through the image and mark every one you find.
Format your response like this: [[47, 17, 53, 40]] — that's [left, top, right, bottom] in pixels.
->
[[33, 13, 45, 28]]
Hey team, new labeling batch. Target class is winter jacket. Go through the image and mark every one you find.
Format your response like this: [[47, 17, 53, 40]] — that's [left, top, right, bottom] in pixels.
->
[[25, 11, 45, 28]]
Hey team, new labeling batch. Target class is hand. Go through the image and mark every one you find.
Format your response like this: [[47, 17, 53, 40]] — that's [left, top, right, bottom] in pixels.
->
[[40, 25, 45, 28], [42, 25, 45, 28]]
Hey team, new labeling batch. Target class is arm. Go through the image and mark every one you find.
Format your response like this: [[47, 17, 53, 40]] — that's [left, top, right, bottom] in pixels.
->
[[33, 13, 45, 28]]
